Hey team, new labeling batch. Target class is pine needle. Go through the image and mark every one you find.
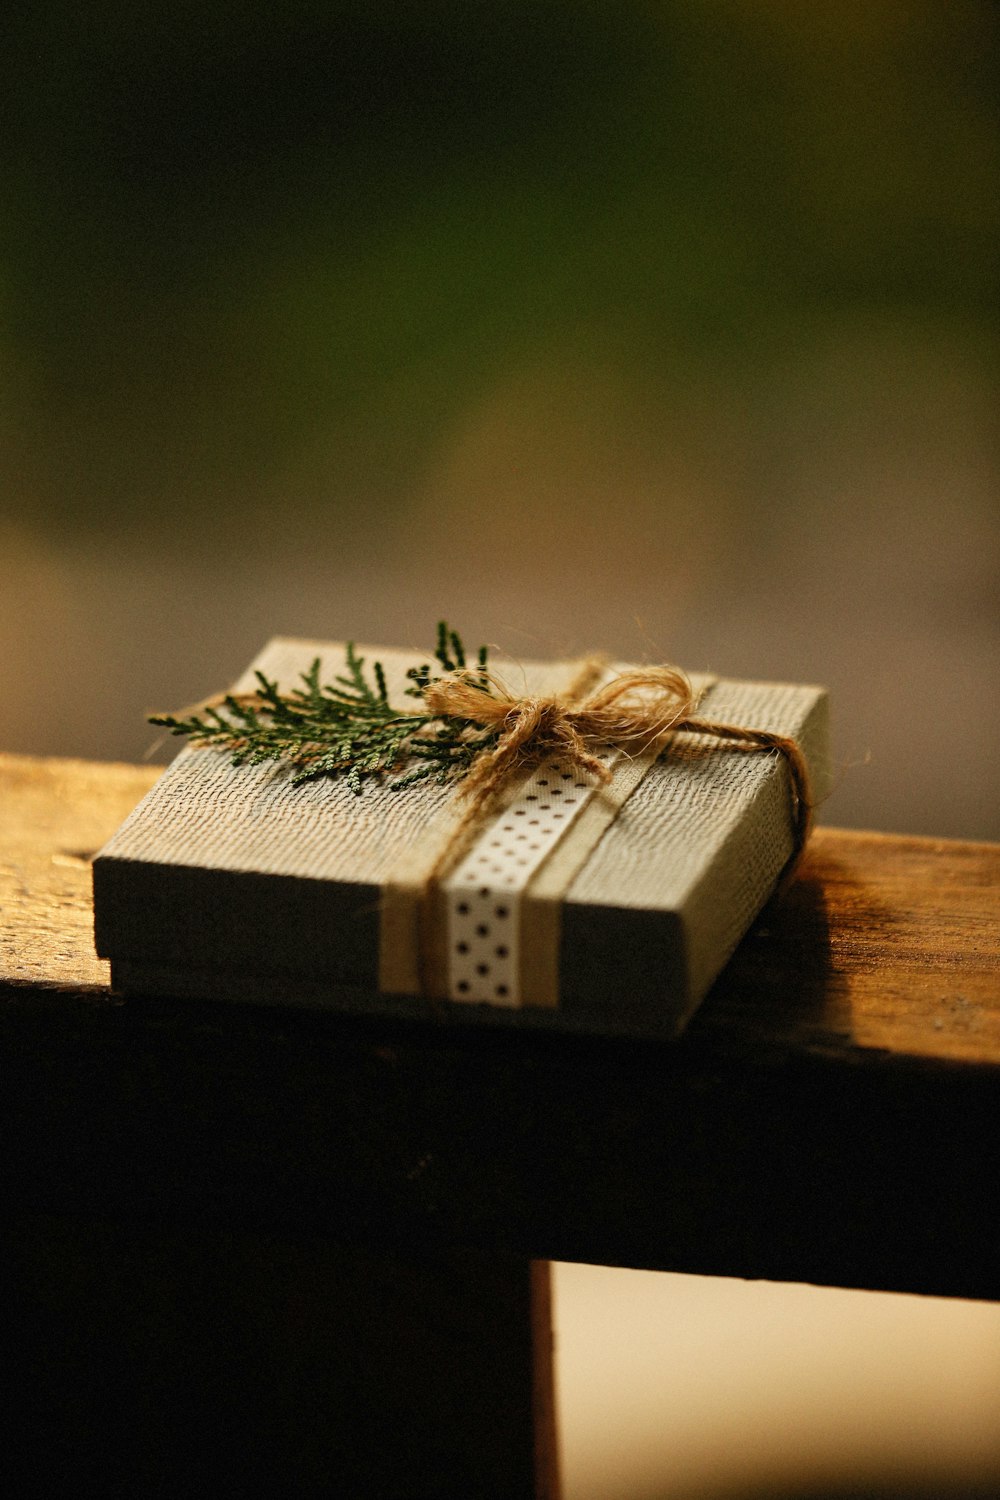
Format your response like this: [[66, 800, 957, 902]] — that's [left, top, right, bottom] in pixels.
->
[[149, 622, 500, 795]]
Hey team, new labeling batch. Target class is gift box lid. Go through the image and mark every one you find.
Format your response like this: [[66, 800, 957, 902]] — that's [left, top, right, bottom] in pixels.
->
[[93, 636, 831, 1037]]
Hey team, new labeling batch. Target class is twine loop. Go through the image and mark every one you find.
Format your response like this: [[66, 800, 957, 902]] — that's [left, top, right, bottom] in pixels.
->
[[425, 663, 696, 797], [424, 661, 813, 877]]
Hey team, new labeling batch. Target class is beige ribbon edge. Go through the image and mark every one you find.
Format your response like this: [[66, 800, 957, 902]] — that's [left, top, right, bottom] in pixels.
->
[[378, 661, 720, 1007], [377, 652, 609, 999], [519, 672, 718, 1008]]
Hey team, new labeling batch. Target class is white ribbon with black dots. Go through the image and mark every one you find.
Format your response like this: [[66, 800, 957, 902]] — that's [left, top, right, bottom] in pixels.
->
[[442, 752, 617, 1006], [377, 663, 718, 1009]]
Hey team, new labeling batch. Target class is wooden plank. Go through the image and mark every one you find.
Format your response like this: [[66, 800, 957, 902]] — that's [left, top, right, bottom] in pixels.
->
[[2, 752, 1000, 1302], [696, 824, 1000, 1065], [1, 755, 559, 1499], [3, 1216, 557, 1499], [0, 754, 157, 992], [3, 753, 997, 1064]]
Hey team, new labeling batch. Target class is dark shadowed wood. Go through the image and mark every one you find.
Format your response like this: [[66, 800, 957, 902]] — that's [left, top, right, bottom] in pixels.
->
[[3, 1215, 553, 1499], [1, 755, 559, 1498], [2, 753, 999, 1489]]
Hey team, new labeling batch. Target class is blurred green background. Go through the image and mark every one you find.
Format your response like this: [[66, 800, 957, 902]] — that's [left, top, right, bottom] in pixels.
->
[[2, 0, 997, 839]]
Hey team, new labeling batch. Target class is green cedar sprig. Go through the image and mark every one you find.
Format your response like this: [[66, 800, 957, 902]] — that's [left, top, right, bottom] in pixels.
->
[[149, 622, 496, 794]]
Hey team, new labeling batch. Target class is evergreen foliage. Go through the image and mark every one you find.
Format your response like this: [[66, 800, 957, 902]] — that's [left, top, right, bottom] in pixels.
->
[[150, 622, 497, 794]]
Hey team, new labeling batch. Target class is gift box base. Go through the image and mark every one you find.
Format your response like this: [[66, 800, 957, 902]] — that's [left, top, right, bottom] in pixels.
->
[[94, 637, 831, 1038]]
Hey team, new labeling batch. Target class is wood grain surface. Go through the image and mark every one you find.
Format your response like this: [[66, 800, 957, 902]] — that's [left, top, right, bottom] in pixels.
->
[[0, 753, 157, 992], [3, 752, 1000, 1300]]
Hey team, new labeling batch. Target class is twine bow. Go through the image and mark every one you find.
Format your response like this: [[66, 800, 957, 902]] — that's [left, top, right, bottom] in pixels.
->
[[424, 662, 813, 872]]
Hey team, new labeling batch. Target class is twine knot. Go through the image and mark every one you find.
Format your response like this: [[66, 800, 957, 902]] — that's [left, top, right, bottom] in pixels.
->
[[423, 661, 813, 877], [424, 662, 695, 798]]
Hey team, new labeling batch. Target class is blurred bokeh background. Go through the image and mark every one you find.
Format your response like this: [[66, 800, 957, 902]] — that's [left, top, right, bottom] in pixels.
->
[[4, 2, 998, 1496]]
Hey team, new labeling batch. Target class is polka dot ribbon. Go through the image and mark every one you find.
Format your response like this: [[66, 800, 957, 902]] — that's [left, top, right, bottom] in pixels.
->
[[442, 751, 615, 1006]]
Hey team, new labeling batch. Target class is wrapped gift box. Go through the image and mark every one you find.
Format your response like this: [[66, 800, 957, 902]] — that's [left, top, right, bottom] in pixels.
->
[[93, 637, 830, 1037]]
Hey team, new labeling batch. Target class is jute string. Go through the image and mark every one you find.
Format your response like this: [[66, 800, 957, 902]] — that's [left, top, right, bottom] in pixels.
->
[[423, 660, 813, 878]]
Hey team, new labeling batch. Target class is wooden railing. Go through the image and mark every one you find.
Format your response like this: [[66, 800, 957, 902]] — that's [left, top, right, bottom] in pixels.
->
[[3, 752, 998, 1497]]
